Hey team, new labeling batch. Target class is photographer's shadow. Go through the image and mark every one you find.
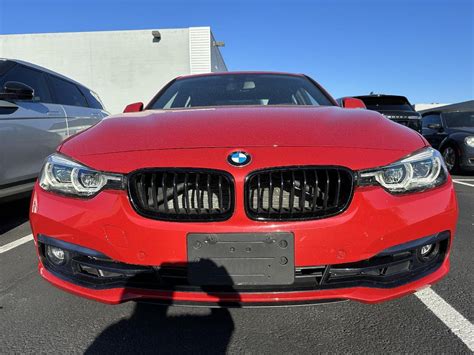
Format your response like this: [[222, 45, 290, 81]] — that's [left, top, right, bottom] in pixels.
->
[[85, 259, 240, 354]]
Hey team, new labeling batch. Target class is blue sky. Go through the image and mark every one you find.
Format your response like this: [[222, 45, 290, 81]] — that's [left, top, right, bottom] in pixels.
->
[[0, 0, 472, 103]]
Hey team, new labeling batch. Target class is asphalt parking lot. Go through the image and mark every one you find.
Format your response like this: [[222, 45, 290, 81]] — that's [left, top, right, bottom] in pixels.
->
[[1, 176, 473, 354]]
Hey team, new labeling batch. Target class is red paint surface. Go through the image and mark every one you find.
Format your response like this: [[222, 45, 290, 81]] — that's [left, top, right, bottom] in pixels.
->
[[340, 97, 367, 109], [30, 74, 458, 305], [59, 106, 425, 162], [123, 102, 143, 113]]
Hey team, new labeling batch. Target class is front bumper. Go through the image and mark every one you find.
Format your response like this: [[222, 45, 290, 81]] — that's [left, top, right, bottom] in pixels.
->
[[38, 258, 450, 306], [37, 231, 451, 306], [30, 178, 458, 306]]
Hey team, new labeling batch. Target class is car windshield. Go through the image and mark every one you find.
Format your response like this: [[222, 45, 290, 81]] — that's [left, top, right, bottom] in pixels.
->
[[443, 111, 474, 128], [149, 74, 334, 109], [358, 96, 414, 111]]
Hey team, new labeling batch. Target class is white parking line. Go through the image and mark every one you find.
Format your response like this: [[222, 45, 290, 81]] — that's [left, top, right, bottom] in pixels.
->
[[0, 234, 33, 254], [453, 179, 474, 182], [453, 180, 474, 187], [416, 288, 474, 351]]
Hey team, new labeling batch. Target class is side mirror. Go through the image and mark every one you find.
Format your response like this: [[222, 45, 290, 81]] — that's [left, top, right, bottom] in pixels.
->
[[123, 102, 144, 113], [427, 123, 442, 131], [4, 81, 34, 100], [339, 97, 366, 109]]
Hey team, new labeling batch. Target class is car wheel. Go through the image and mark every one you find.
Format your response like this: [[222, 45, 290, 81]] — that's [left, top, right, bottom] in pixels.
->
[[441, 146, 459, 173]]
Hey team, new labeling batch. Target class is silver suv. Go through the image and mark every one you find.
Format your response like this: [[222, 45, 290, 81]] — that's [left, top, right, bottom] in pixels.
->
[[0, 59, 108, 201]]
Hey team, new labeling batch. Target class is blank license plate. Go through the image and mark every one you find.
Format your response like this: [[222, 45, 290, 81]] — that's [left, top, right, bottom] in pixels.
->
[[187, 232, 294, 286]]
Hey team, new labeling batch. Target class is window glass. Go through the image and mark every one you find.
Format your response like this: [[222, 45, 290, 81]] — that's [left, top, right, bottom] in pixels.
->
[[150, 74, 334, 109], [297, 88, 320, 105], [163, 92, 179, 109], [0, 60, 16, 76], [49, 76, 88, 107], [443, 111, 474, 128], [79, 86, 104, 109], [358, 96, 415, 112], [422, 114, 441, 128], [0, 64, 52, 102]]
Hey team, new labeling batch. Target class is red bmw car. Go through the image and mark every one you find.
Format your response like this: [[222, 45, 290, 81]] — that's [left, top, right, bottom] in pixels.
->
[[30, 72, 458, 306]]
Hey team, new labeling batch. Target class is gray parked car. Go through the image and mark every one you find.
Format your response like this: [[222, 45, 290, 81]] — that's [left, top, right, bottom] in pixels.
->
[[0, 59, 108, 201]]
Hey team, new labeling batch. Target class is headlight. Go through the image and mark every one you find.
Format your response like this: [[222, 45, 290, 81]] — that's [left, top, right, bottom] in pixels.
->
[[358, 147, 447, 194], [465, 136, 474, 147], [39, 153, 124, 197]]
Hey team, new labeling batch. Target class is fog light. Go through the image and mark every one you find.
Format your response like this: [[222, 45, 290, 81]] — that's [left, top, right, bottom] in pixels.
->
[[417, 242, 439, 262], [46, 245, 67, 266], [420, 244, 434, 256]]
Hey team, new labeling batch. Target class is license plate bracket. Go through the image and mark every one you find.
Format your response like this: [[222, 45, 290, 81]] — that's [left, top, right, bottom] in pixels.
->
[[187, 232, 294, 286]]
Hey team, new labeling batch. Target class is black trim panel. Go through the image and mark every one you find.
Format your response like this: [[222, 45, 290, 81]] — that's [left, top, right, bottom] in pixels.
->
[[38, 234, 108, 259], [37, 232, 450, 295]]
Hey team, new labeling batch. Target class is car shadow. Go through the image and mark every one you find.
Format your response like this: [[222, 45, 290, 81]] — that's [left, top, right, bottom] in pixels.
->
[[85, 259, 240, 354], [0, 195, 31, 235]]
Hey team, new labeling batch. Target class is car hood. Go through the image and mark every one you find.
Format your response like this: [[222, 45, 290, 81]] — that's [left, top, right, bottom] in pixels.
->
[[59, 106, 425, 157]]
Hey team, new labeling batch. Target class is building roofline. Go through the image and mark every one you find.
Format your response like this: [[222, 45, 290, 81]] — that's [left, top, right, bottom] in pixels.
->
[[0, 27, 203, 37], [418, 100, 474, 114]]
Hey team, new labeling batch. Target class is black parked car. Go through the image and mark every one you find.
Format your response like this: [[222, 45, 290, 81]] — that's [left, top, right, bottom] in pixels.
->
[[421, 110, 474, 173], [353, 94, 422, 133]]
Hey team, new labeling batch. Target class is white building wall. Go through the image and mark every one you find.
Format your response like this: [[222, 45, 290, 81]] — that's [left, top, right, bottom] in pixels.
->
[[189, 27, 211, 74], [414, 103, 450, 112], [188, 27, 227, 74], [0, 27, 227, 114]]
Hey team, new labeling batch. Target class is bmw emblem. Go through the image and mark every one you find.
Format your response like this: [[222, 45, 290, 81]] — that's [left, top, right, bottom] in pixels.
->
[[228, 151, 251, 167]]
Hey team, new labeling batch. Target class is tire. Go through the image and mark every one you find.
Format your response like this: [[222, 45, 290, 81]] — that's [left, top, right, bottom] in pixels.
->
[[441, 145, 459, 174]]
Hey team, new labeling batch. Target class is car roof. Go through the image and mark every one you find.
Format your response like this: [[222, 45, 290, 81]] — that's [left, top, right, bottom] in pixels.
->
[[0, 58, 95, 92], [354, 94, 410, 100], [175, 71, 306, 80]]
